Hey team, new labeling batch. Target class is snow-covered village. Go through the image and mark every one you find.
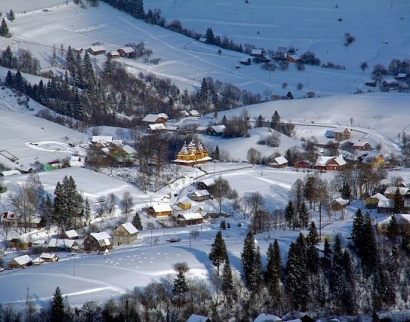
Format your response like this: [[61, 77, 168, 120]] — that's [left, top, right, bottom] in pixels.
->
[[0, 0, 410, 321]]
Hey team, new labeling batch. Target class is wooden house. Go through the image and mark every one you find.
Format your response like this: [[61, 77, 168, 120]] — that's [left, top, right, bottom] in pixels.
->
[[107, 51, 120, 59], [117, 47, 135, 58], [148, 203, 173, 218], [314, 155, 346, 171], [206, 125, 226, 136], [333, 127, 351, 141], [8, 255, 33, 269], [330, 197, 349, 212], [1, 212, 44, 229], [176, 213, 204, 226], [240, 57, 251, 65], [269, 156, 288, 168], [87, 46, 106, 55], [294, 160, 313, 169], [189, 190, 211, 202], [250, 48, 264, 58], [47, 238, 81, 252], [353, 140, 372, 151], [365, 79, 377, 87], [365, 193, 393, 213], [113, 222, 139, 246], [197, 178, 214, 190], [173, 140, 212, 166], [177, 199, 192, 210], [377, 214, 410, 235], [286, 54, 301, 63], [83, 232, 113, 253], [142, 113, 169, 124], [40, 253, 59, 263]]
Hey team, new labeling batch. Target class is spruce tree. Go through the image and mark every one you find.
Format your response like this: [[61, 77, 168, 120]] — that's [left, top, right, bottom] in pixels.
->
[[265, 241, 281, 302], [132, 212, 143, 231], [393, 187, 404, 214], [284, 200, 295, 229], [209, 231, 227, 276], [360, 214, 378, 276], [50, 287, 65, 322], [241, 231, 256, 288], [285, 234, 309, 311], [298, 202, 310, 229], [306, 222, 320, 274], [386, 214, 399, 244], [8, 10, 15, 21], [351, 208, 365, 253], [214, 145, 220, 161], [248, 246, 264, 295], [221, 256, 235, 303], [0, 18, 10, 37], [322, 238, 333, 272]]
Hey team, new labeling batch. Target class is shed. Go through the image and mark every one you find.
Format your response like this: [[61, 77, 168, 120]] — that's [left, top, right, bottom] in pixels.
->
[[177, 199, 192, 210], [8, 255, 33, 269], [113, 222, 139, 246], [40, 253, 59, 263], [87, 46, 106, 55]]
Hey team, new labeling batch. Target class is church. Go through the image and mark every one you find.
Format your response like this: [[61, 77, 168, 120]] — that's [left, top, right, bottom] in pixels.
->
[[173, 140, 212, 166]]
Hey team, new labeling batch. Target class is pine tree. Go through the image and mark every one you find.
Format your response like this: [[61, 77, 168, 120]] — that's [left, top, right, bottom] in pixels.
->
[[0, 18, 10, 37], [209, 231, 227, 276], [221, 256, 235, 303], [306, 222, 320, 274], [298, 202, 310, 229], [265, 241, 281, 302], [360, 214, 378, 276], [285, 234, 309, 311], [214, 145, 220, 161], [270, 110, 280, 129], [83, 197, 91, 224], [8, 10, 15, 21], [172, 271, 188, 308], [351, 208, 365, 253], [50, 287, 65, 322], [386, 214, 399, 244], [284, 200, 295, 229], [393, 187, 404, 214], [132, 212, 143, 231], [248, 246, 263, 294], [241, 231, 256, 288]]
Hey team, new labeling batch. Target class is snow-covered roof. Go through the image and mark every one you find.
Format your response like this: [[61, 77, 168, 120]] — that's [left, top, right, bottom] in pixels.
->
[[122, 144, 136, 154], [65, 230, 78, 239], [88, 45, 106, 53], [384, 186, 409, 195], [332, 197, 349, 206], [192, 190, 210, 197], [211, 125, 226, 133], [48, 238, 78, 248], [254, 313, 282, 322], [315, 155, 346, 167], [40, 253, 58, 259], [11, 255, 33, 265], [251, 48, 263, 55], [120, 222, 139, 235], [178, 213, 203, 220], [378, 214, 410, 225], [151, 203, 172, 213], [273, 156, 288, 165], [189, 110, 200, 117], [149, 123, 166, 131], [91, 232, 112, 241], [187, 314, 210, 322], [118, 46, 134, 54], [1, 170, 21, 176], [143, 114, 160, 123], [91, 136, 113, 144], [334, 126, 350, 133]]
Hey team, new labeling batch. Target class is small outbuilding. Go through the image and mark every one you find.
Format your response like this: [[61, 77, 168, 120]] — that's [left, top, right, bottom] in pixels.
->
[[148, 204, 173, 218], [40, 253, 59, 263]]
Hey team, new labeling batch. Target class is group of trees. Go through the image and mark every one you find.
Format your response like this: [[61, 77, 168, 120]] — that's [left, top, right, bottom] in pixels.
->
[[8, 210, 410, 321]]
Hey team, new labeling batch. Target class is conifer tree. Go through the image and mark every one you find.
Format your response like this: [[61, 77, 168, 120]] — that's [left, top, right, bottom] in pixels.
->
[[221, 256, 235, 303], [132, 212, 143, 231], [248, 246, 264, 294], [8, 10, 15, 21], [393, 187, 404, 214], [284, 200, 295, 229], [50, 287, 65, 322], [322, 238, 333, 271], [214, 145, 220, 161], [241, 231, 256, 288], [351, 208, 365, 253], [265, 240, 281, 302], [209, 231, 227, 276], [285, 234, 309, 311], [172, 271, 189, 308], [386, 214, 399, 244], [298, 201, 310, 229], [0, 18, 10, 37], [306, 222, 320, 275]]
